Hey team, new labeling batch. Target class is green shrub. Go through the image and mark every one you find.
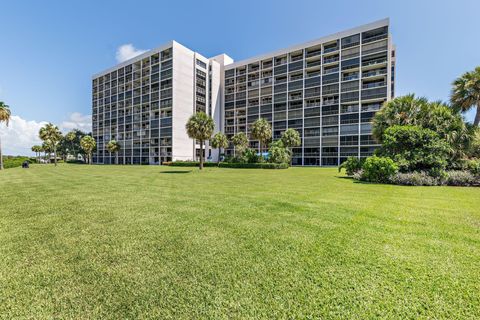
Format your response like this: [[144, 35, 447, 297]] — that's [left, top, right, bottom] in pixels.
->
[[339, 157, 364, 176], [361, 156, 398, 183], [66, 159, 84, 164], [466, 159, 480, 175], [268, 140, 291, 164], [445, 171, 479, 186], [378, 125, 449, 172], [3, 157, 33, 169], [390, 171, 440, 186], [166, 161, 218, 167], [244, 148, 260, 163], [219, 162, 288, 169]]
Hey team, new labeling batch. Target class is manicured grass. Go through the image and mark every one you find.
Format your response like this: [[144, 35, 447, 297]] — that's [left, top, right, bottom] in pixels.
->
[[0, 164, 479, 318]]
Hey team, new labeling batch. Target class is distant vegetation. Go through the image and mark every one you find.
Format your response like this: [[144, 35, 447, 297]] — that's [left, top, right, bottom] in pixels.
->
[[2, 156, 35, 169]]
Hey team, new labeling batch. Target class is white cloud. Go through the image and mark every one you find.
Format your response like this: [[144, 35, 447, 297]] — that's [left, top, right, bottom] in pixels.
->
[[0, 112, 92, 156], [60, 112, 91, 133], [115, 44, 147, 63], [0, 115, 47, 156]]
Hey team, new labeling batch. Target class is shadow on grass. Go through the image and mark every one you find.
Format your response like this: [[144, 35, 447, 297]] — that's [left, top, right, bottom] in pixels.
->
[[161, 170, 192, 174]]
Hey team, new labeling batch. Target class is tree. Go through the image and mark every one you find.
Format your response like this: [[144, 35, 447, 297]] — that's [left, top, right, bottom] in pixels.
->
[[451, 66, 480, 126], [185, 112, 214, 170], [59, 129, 87, 161], [268, 140, 291, 165], [281, 128, 301, 164], [42, 141, 52, 163], [373, 94, 465, 142], [378, 125, 450, 173], [251, 118, 272, 159], [0, 101, 11, 170], [80, 135, 96, 165], [231, 132, 249, 157], [31, 145, 42, 164], [106, 140, 121, 164], [210, 132, 229, 163], [39, 123, 63, 166]]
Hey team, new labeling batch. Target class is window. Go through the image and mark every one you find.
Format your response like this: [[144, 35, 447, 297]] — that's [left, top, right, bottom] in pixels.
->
[[196, 59, 207, 69]]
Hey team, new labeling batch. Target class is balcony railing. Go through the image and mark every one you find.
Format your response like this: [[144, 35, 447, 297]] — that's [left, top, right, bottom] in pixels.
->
[[362, 33, 388, 44], [362, 82, 386, 89]]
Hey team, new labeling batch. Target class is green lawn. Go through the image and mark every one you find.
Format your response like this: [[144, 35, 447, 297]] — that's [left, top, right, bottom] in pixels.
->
[[0, 164, 479, 319]]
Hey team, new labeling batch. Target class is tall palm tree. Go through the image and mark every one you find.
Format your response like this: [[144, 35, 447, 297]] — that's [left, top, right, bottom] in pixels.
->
[[31, 145, 42, 164], [281, 128, 301, 165], [80, 135, 96, 164], [106, 140, 121, 164], [210, 132, 229, 163], [231, 132, 249, 157], [0, 102, 11, 170], [41, 142, 51, 164], [185, 112, 214, 170], [39, 123, 63, 166], [251, 118, 272, 160], [451, 66, 480, 126]]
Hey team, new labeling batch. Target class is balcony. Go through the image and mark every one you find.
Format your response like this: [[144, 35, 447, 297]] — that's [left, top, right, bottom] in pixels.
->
[[362, 81, 386, 89], [362, 68, 387, 78], [323, 67, 339, 75], [362, 33, 388, 44], [362, 58, 387, 68]]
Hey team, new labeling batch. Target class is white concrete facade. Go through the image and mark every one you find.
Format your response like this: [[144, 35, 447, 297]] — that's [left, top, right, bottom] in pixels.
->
[[92, 18, 394, 166]]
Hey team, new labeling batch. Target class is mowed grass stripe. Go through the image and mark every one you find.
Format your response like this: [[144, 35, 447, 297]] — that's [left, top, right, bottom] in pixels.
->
[[0, 164, 479, 318]]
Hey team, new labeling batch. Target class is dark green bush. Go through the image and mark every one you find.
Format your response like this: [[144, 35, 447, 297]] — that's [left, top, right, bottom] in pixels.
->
[[3, 157, 33, 169], [166, 161, 218, 167], [378, 125, 449, 172], [361, 156, 398, 183], [219, 162, 288, 169], [244, 148, 260, 163], [339, 157, 364, 176], [466, 159, 480, 175], [268, 140, 291, 165]]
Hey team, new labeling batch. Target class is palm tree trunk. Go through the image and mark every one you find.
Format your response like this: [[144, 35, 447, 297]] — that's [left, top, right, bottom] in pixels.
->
[[474, 103, 480, 127], [0, 135, 3, 170], [54, 146, 57, 166], [259, 141, 262, 163], [199, 140, 204, 170]]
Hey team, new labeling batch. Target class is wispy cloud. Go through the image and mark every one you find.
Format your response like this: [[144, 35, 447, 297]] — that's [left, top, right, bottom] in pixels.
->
[[115, 44, 148, 63], [0, 112, 92, 156]]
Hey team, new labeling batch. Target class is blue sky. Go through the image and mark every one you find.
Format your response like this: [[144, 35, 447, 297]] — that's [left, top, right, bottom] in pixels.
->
[[1, 0, 479, 155]]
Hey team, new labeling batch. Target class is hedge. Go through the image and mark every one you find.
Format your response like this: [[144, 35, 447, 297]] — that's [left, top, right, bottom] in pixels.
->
[[2, 157, 35, 169], [163, 161, 218, 167], [164, 161, 288, 169], [219, 162, 288, 169]]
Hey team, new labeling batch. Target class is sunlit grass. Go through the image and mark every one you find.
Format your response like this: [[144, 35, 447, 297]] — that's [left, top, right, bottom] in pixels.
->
[[0, 164, 479, 318]]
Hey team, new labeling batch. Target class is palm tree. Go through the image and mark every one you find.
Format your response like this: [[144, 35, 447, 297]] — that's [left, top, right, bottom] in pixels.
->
[[185, 112, 214, 170], [210, 132, 229, 163], [42, 142, 51, 163], [451, 66, 480, 126], [31, 145, 42, 164], [231, 132, 249, 157], [281, 128, 301, 164], [251, 118, 272, 159], [80, 135, 96, 164], [65, 131, 77, 159], [39, 123, 63, 166], [106, 140, 121, 164], [0, 102, 11, 170]]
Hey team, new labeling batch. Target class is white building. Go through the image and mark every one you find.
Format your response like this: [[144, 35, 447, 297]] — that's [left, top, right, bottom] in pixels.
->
[[92, 18, 394, 166]]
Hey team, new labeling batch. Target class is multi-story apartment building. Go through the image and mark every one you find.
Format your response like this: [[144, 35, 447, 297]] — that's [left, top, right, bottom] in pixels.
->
[[224, 18, 395, 165], [92, 18, 394, 166], [92, 41, 232, 165]]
